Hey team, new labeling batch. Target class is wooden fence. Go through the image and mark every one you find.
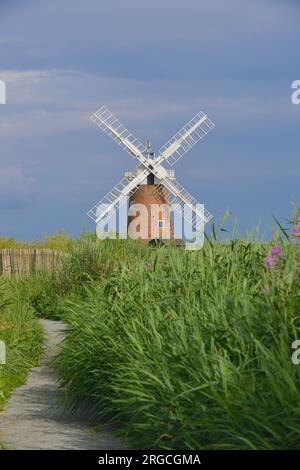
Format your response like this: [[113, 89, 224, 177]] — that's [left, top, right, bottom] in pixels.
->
[[0, 249, 64, 278]]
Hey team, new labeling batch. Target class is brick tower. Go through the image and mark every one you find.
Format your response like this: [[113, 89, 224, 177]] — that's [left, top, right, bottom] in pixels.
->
[[127, 183, 173, 241], [125, 142, 174, 242]]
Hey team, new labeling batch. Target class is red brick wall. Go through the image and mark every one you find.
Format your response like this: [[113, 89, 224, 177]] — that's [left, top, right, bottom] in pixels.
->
[[128, 184, 173, 240]]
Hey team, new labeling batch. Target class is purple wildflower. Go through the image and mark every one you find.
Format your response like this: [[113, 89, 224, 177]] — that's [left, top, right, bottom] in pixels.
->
[[271, 246, 281, 256], [291, 224, 300, 238], [263, 255, 276, 269]]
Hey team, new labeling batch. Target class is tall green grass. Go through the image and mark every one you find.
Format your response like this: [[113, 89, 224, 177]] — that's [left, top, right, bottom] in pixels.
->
[[2, 221, 299, 449], [14, 237, 152, 319], [55, 236, 300, 449], [0, 278, 43, 409]]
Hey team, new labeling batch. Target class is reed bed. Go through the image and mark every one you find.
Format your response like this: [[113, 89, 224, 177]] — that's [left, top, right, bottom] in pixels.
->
[[2, 215, 299, 449], [54, 236, 300, 449]]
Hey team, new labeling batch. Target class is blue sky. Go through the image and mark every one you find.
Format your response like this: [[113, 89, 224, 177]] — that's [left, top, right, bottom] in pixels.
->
[[0, 0, 299, 240]]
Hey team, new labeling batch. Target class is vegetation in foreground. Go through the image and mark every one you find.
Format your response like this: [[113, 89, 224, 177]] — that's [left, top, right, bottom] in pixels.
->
[[0, 278, 43, 410], [53, 234, 300, 449], [1, 210, 300, 449]]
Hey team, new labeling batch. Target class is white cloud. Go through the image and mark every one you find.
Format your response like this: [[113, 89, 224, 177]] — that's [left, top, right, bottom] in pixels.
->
[[0, 68, 295, 140]]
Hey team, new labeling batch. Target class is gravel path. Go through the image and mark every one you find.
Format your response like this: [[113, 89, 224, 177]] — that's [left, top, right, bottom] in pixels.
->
[[0, 319, 127, 450]]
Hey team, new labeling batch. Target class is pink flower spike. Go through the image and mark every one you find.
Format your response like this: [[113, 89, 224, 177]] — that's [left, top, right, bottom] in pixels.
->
[[263, 255, 276, 268], [291, 224, 300, 237], [271, 246, 281, 256]]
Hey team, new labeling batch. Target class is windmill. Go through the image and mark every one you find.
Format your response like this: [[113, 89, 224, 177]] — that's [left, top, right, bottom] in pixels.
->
[[87, 106, 215, 244]]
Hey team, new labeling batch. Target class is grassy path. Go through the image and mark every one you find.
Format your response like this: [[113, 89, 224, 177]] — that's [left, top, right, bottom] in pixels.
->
[[0, 319, 127, 450]]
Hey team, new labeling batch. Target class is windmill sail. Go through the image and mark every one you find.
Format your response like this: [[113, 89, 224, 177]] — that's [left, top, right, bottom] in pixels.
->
[[154, 178, 213, 230], [91, 106, 148, 162], [87, 170, 148, 224], [156, 111, 215, 166]]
